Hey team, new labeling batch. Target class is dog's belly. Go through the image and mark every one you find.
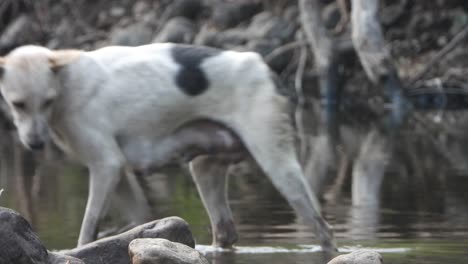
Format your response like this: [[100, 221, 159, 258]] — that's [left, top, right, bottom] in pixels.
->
[[119, 119, 245, 175]]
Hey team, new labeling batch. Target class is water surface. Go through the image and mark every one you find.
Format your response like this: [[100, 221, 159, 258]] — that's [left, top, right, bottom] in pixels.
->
[[1, 136, 468, 264]]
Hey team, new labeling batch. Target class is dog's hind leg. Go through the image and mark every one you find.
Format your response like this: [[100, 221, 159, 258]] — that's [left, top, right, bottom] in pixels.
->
[[228, 95, 337, 252], [189, 155, 238, 248]]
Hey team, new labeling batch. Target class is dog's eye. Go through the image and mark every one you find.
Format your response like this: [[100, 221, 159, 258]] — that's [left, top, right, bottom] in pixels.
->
[[12, 101, 26, 110], [42, 98, 54, 109]]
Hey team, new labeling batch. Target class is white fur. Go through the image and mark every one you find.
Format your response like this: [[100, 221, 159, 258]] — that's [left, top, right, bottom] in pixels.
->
[[0, 43, 336, 251]]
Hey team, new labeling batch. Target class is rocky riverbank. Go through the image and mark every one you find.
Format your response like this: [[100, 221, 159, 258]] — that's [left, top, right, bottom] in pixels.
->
[[0, 206, 209, 264]]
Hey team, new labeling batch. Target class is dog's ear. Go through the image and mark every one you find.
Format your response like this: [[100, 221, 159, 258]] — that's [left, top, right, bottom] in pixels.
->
[[0, 57, 5, 79], [48, 50, 82, 72]]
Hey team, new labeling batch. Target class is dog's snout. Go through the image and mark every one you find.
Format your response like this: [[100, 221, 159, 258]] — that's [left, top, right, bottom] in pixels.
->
[[28, 140, 45, 151]]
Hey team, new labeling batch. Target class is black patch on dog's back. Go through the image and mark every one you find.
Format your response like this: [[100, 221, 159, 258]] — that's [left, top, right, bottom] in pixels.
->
[[171, 45, 222, 96]]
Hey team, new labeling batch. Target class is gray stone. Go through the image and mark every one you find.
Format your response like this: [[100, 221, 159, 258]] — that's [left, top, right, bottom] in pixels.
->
[[247, 38, 290, 73], [153, 17, 197, 44], [213, 28, 248, 48], [211, 0, 263, 29], [110, 7, 126, 18], [110, 23, 154, 46], [327, 250, 383, 264], [193, 24, 219, 46], [0, 15, 42, 53], [0, 207, 196, 264], [133, 1, 150, 18], [247, 38, 282, 57], [169, 0, 204, 20], [194, 26, 247, 48], [0, 207, 48, 264], [129, 238, 209, 264], [247, 11, 296, 41], [47, 19, 76, 49], [64, 217, 195, 264], [48, 252, 84, 264]]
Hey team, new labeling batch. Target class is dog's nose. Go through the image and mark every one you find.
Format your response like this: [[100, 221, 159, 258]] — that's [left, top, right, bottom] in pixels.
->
[[28, 141, 45, 151]]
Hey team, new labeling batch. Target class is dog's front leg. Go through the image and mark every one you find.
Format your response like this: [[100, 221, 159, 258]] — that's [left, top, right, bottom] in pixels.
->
[[78, 158, 124, 246], [72, 134, 126, 246]]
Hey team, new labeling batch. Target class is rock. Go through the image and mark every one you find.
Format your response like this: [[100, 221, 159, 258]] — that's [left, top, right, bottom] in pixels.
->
[[153, 17, 197, 44], [327, 250, 383, 264], [47, 19, 76, 48], [247, 38, 282, 56], [64, 217, 195, 264], [242, 12, 297, 72], [247, 38, 290, 72], [194, 24, 249, 48], [133, 1, 151, 17], [169, 0, 204, 20], [0, 207, 196, 264], [129, 238, 209, 264], [0, 15, 42, 54], [0, 207, 48, 264], [217, 28, 249, 46], [110, 7, 126, 18], [110, 22, 154, 46], [48, 252, 85, 264], [211, 0, 263, 29], [193, 24, 219, 46], [247, 11, 296, 41]]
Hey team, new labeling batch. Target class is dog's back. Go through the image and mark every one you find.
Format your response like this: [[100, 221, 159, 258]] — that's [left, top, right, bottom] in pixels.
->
[[59, 43, 276, 139]]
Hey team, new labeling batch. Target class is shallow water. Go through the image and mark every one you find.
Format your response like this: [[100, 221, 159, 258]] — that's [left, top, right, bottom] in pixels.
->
[[1, 138, 468, 264]]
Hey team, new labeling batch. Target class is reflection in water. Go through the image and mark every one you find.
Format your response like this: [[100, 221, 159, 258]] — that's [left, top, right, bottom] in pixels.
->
[[1, 128, 468, 263], [348, 205, 380, 240]]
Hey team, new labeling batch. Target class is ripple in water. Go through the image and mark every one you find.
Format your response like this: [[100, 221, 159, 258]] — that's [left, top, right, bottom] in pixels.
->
[[195, 244, 411, 254]]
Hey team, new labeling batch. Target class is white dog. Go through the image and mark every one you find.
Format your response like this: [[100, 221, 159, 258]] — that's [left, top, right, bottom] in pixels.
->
[[0, 43, 335, 251]]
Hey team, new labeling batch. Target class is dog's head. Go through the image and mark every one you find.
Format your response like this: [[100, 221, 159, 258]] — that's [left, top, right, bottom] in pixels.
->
[[0, 45, 81, 150]]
